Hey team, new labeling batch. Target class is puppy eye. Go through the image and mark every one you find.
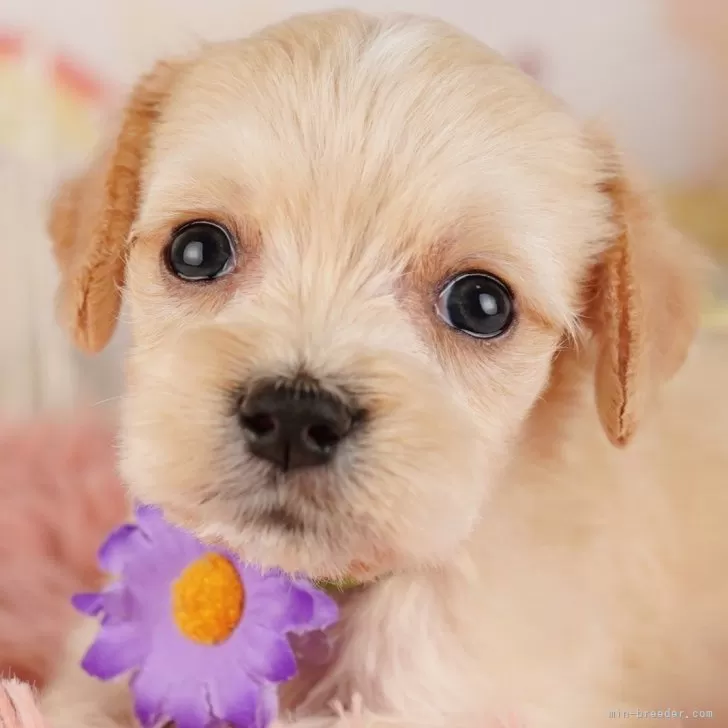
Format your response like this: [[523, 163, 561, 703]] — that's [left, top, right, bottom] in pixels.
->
[[437, 273, 515, 339], [165, 221, 235, 281]]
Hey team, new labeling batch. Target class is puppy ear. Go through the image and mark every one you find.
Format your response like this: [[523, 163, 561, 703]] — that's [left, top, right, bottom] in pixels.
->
[[49, 60, 182, 353], [586, 132, 706, 447]]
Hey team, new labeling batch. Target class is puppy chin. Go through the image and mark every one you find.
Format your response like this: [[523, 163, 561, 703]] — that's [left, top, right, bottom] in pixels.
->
[[120, 322, 492, 578], [194, 515, 393, 581]]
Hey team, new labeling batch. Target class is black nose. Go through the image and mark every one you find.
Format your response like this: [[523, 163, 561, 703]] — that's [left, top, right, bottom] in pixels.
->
[[239, 380, 354, 471]]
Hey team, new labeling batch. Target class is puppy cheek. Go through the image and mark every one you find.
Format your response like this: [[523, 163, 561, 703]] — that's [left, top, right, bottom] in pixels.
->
[[394, 330, 562, 554], [117, 345, 228, 514], [377, 457, 488, 566], [340, 365, 491, 565], [454, 328, 561, 442]]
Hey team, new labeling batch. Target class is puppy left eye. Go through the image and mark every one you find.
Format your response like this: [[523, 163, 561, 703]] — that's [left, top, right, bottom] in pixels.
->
[[436, 273, 515, 339], [165, 221, 236, 281]]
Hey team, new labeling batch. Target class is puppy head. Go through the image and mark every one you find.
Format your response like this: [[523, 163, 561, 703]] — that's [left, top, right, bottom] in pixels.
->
[[49, 11, 702, 579]]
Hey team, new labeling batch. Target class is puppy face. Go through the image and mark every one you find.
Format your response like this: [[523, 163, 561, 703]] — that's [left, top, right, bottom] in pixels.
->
[[50, 12, 702, 579]]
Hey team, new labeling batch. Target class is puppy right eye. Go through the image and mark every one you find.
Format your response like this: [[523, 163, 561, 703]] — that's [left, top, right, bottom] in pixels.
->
[[165, 221, 236, 281]]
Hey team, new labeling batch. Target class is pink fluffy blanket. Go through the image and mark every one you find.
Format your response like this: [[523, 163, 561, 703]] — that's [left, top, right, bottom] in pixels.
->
[[0, 680, 46, 727], [0, 411, 126, 687]]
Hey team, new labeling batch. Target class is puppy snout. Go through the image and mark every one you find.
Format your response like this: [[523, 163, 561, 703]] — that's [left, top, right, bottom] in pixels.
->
[[239, 379, 355, 471]]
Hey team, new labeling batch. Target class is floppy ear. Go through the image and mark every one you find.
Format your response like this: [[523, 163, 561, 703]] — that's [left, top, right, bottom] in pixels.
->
[[49, 60, 182, 354], [587, 134, 706, 447]]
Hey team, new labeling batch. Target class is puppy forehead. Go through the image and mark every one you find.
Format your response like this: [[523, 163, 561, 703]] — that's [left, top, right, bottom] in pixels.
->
[[138, 13, 609, 318]]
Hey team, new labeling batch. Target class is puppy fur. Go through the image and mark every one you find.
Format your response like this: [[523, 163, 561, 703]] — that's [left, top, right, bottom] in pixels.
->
[[41, 10, 728, 728]]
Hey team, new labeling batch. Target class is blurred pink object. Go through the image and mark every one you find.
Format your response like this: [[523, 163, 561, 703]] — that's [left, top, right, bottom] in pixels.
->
[[512, 49, 546, 82], [666, 0, 728, 63], [0, 412, 126, 687], [0, 680, 46, 727]]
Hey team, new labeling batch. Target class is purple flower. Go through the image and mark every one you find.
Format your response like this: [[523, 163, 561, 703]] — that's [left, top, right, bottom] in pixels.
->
[[73, 505, 338, 728]]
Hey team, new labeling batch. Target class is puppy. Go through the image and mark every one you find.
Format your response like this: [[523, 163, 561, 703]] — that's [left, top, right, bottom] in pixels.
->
[[41, 9, 728, 728]]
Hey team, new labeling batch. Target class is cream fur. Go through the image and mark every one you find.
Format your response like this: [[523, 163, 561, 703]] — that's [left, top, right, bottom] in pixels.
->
[[42, 10, 727, 728]]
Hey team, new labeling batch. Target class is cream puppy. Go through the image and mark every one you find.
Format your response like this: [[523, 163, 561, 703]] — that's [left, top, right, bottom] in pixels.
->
[[41, 9, 728, 728]]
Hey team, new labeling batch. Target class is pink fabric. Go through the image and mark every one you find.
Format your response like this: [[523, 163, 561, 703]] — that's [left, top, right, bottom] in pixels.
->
[[0, 680, 46, 727], [0, 412, 125, 686]]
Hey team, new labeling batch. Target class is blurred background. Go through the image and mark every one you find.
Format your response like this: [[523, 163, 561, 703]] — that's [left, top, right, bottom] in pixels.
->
[[0, 0, 726, 687]]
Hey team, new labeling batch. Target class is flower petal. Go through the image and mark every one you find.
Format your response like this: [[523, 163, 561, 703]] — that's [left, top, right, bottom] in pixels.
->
[[290, 581, 339, 632], [135, 504, 192, 552], [80, 622, 148, 680], [238, 567, 338, 637], [255, 682, 279, 728], [165, 687, 214, 728], [130, 669, 165, 728], [128, 629, 194, 726], [261, 635, 297, 682], [135, 656, 213, 728], [234, 629, 297, 683], [279, 588, 316, 631], [97, 584, 139, 626], [98, 524, 145, 573], [71, 592, 103, 617], [134, 502, 164, 528], [244, 583, 313, 634], [208, 674, 278, 728], [127, 506, 207, 580]]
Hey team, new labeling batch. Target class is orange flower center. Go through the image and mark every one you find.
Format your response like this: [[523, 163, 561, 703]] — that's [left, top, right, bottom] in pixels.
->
[[171, 553, 245, 645]]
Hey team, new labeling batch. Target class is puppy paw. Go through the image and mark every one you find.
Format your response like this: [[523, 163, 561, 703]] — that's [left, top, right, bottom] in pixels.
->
[[282, 695, 422, 728]]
